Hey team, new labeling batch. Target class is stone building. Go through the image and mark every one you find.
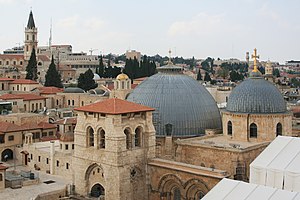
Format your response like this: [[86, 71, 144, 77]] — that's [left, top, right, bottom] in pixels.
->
[[73, 98, 156, 199]]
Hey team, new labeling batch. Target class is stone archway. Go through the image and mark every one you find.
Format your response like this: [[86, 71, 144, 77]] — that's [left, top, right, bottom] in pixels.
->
[[1, 148, 13, 161], [90, 183, 105, 198], [85, 163, 105, 197]]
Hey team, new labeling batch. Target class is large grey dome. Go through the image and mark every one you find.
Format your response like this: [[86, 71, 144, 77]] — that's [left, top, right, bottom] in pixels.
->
[[226, 77, 287, 113], [127, 69, 222, 137]]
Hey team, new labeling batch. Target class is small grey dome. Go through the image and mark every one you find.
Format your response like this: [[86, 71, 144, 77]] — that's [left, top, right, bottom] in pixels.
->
[[64, 87, 85, 93], [226, 76, 287, 113], [127, 65, 221, 137]]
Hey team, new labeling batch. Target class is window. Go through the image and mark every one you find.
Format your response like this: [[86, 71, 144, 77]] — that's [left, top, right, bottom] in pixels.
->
[[46, 158, 49, 164], [72, 100, 74, 106], [20, 61, 23, 65], [60, 144, 62, 149], [56, 160, 59, 167], [42, 132, 47, 137], [49, 131, 54, 136], [72, 144, 74, 150], [40, 103, 42, 109], [13, 61, 16, 65], [34, 132, 40, 139], [13, 101, 17, 105], [276, 123, 282, 136], [65, 144, 69, 150], [68, 100, 70, 105], [99, 129, 105, 149], [195, 191, 205, 199], [32, 35, 35, 41], [124, 128, 132, 149], [87, 127, 94, 147], [0, 135, 4, 143], [8, 135, 14, 141], [6, 61, 9, 65], [56, 100, 59, 105], [134, 127, 142, 147], [30, 154, 33, 160], [227, 121, 232, 135], [250, 123, 257, 138], [66, 163, 69, 169], [27, 35, 29, 40], [38, 156, 41, 162], [173, 187, 181, 200], [0, 174, 2, 181]]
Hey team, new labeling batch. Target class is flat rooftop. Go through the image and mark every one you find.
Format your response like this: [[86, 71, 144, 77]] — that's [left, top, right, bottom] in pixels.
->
[[1, 166, 70, 200], [176, 135, 270, 151]]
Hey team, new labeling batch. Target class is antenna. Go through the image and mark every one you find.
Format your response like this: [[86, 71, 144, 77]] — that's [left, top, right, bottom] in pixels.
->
[[49, 18, 52, 48]]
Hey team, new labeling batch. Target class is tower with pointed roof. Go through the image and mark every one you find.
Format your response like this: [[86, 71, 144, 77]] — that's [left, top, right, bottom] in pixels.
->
[[24, 10, 38, 61]]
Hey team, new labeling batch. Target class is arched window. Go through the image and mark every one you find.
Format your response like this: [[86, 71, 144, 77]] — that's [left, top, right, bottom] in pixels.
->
[[195, 191, 205, 200], [276, 123, 282, 136], [124, 128, 132, 149], [134, 127, 142, 147], [227, 121, 232, 135], [0, 173, 2, 181], [173, 187, 181, 200], [87, 127, 94, 147], [99, 129, 105, 149], [250, 123, 257, 138]]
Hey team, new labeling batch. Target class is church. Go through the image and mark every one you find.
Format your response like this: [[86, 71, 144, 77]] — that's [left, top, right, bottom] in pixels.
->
[[0, 11, 293, 200]]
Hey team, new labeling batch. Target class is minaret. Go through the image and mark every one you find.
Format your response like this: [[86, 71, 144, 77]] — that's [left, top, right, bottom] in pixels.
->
[[24, 10, 38, 61]]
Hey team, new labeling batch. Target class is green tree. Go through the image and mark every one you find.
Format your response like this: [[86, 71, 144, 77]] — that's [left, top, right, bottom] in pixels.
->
[[25, 48, 38, 81], [273, 68, 280, 77], [217, 68, 229, 79], [77, 69, 97, 91], [204, 72, 211, 82], [44, 55, 63, 88], [196, 70, 202, 80]]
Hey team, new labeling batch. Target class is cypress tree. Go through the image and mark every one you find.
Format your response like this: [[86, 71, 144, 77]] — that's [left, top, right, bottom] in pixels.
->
[[44, 55, 63, 88], [196, 70, 202, 81], [98, 56, 104, 78], [77, 68, 97, 91], [25, 48, 38, 81], [204, 72, 211, 82]]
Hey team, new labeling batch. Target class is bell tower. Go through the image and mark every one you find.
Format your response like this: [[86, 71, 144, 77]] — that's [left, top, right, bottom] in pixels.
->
[[24, 10, 38, 61]]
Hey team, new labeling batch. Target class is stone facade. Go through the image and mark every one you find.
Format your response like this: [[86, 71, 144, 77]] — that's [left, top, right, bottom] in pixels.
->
[[149, 159, 228, 200], [73, 103, 156, 199], [222, 111, 292, 142]]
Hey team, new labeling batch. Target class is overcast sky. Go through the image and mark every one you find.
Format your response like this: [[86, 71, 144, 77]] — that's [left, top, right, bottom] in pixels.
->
[[0, 0, 299, 63]]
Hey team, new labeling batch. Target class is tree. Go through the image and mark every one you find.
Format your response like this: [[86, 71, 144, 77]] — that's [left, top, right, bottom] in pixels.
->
[[77, 69, 97, 91], [44, 55, 63, 88], [196, 70, 202, 80], [273, 68, 280, 77], [25, 48, 38, 81], [217, 68, 229, 79], [204, 72, 211, 82]]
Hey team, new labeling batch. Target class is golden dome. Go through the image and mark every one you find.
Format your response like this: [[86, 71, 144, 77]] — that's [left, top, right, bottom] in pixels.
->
[[116, 73, 129, 80]]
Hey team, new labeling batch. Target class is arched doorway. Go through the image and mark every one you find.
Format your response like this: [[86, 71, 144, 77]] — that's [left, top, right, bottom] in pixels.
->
[[2, 149, 13, 161], [90, 183, 105, 198]]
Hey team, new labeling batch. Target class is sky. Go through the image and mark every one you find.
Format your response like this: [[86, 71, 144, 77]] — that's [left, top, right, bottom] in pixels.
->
[[0, 0, 299, 64]]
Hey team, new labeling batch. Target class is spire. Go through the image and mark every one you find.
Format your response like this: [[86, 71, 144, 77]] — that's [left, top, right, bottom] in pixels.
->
[[27, 10, 36, 29]]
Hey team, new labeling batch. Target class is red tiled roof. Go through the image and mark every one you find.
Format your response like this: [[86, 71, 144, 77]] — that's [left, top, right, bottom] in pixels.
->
[[38, 122, 56, 129], [134, 77, 147, 81], [0, 165, 8, 170], [22, 121, 56, 130], [14, 93, 46, 101], [38, 55, 50, 62], [37, 87, 64, 94], [0, 54, 24, 60], [10, 79, 39, 84], [55, 117, 77, 125], [0, 93, 23, 100], [0, 78, 15, 81], [75, 98, 154, 114], [0, 121, 22, 133], [132, 84, 138, 89]]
